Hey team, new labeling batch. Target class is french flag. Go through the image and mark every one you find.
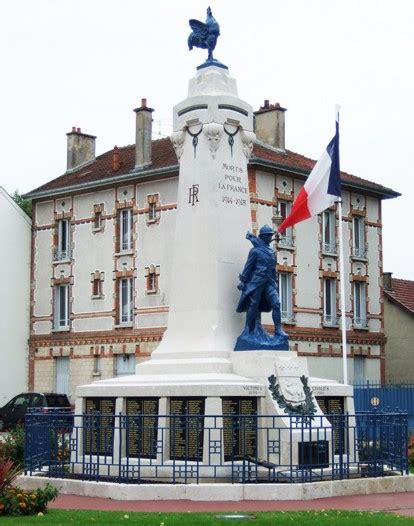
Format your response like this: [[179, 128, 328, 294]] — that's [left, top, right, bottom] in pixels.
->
[[278, 117, 341, 233]]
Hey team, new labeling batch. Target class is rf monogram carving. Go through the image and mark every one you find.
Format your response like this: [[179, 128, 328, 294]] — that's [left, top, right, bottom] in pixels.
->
[[188, 184, 200, 206]]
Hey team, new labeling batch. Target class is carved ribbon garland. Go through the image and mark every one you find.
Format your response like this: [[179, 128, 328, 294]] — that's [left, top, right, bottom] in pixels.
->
[[186, 125, 203, 158], [223, 124, 239, 157]]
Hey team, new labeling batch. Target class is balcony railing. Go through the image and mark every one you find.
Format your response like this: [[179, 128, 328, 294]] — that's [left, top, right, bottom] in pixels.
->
[[323, 315, 339, 327], [352, 245, 368, 259], [353, 317, 369, 329], [322, 242, 338, 255], [53, 248, 72, 261], [278, 235, 294, 248]]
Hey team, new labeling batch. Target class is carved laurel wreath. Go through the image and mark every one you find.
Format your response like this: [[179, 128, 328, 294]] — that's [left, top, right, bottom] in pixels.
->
[[268, 374, 317, 418]]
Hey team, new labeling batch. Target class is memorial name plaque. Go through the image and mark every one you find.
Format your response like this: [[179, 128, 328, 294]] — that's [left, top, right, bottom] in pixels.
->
[[316, 396, 345, 455], [169, 397, 205, 461], [125, 398, 159, 459], [222, 397, 257, 461], [84, 397, 115, 456]]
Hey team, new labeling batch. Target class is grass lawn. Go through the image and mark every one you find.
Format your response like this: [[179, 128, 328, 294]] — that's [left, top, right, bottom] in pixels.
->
[[0, 510, 413, 525]]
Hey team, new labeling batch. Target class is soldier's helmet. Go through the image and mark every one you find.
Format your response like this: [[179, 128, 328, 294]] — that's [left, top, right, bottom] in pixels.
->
[[259, 225, 274, 236]]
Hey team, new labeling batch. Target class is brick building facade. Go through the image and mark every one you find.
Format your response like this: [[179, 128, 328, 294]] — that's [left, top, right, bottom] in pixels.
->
[[25, 101, 400, 401]]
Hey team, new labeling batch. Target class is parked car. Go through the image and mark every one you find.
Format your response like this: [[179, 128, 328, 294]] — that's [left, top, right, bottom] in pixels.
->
[[0, 392, 72, 431]]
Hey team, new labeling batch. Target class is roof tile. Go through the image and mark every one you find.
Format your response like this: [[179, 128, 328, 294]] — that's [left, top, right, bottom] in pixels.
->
[[385, 278, 414, 314], [27, 138, 399, 199]]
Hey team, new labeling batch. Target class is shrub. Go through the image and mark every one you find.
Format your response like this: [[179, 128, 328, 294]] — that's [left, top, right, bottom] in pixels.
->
[[408, 435, 414, 467], [0, 458, 21, 492], [0, 483, 58, 516], [0, 426, 25, 467]]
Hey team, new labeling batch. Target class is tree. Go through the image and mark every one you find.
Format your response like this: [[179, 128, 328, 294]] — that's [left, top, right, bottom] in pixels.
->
[[11, 190, 32, 218]]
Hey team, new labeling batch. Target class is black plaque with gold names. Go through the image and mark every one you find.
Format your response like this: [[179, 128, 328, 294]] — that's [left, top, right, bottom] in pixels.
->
[[169, 397, 205, 462], [222, 397, 257, 461], [84, 397, 116, 456], [316, 396, 345, 455], [125, 398, 159, 459]]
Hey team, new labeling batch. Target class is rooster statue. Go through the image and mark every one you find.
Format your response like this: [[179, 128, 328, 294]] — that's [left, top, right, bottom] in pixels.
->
[[188, 7, 220, 62]]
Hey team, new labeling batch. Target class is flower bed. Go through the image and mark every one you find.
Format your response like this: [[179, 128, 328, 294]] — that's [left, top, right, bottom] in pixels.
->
[[0, 483, 58, 516]]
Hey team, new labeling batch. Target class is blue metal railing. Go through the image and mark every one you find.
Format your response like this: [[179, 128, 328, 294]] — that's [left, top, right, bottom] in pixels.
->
[[24, 409, 408, 484], [353, 382, 414, 430]]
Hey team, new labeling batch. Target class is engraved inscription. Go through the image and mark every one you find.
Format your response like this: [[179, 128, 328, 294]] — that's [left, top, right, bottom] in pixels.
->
[[222, 397, 257, 461], [316, 396, 345, 455], [125, 398, 159, 459], [218, 163, 248, 207], [84, 397, 115, 456], [169, 397, 205, 462]]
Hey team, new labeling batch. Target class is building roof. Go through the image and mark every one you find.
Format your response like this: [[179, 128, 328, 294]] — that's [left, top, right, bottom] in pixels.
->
[[384, 278, 414, 315], [25, 137, 400, 200]]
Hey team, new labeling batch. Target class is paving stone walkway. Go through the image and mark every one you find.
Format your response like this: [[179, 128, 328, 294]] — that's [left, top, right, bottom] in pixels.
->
[[51, 491, 414, 517]]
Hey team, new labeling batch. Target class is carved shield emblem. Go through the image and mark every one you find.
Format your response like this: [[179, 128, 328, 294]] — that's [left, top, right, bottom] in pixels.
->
[[277, 376, 306, 405]]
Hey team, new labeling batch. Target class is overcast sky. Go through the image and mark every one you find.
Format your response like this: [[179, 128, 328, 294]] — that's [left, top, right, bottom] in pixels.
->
[[1, 0, 412, 278]]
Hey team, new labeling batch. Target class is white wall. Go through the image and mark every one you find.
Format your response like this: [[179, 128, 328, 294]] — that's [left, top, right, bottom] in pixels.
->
[[0, 187, 31, 405]]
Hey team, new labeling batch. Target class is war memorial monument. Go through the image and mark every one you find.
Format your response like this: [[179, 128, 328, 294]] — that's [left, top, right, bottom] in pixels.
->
[[71, 7, 354, 480], [22, 8, 410, 499]]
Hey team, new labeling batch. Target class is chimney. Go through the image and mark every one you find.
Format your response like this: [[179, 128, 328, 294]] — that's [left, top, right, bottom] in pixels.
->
[[383, 271, 393, 291], [112, 146, 121, 171], [134, 98, 154, 168], [254, 101, 287, 150], [66, 127, 97, 172]]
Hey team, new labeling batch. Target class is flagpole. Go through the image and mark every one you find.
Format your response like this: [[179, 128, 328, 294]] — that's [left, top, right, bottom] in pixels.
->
[[338, 199, 348, 384], [336, 105, 348, 385]]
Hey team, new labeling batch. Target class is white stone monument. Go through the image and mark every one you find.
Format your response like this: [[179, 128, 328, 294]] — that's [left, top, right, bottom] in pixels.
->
[[75, 62, 354, 480]]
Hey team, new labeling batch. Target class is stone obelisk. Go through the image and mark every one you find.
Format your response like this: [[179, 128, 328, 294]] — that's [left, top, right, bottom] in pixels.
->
[[148, 64, 255, 368]]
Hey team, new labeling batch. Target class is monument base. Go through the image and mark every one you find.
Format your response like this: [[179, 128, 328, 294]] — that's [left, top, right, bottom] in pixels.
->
[[72, 350, 355, 475]]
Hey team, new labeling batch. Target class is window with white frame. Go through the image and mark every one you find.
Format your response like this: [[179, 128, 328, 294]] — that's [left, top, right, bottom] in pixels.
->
[[352, 216, 366, 258], [323, 278, 338, 326], [119, 277, 134, 324], [278, 201, 294, 247], [353, 356, 366, 384], [120, 209, 133, 251], [93, 355, 101, 375], [55, 219, 70, 261], [279, 272, 294, 322], [116, 354, 136, 377], [322, 210, 337, 254], [353, 281, 368, 328], [54, 284, 69, 329], [55, 356, 70, 394]]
